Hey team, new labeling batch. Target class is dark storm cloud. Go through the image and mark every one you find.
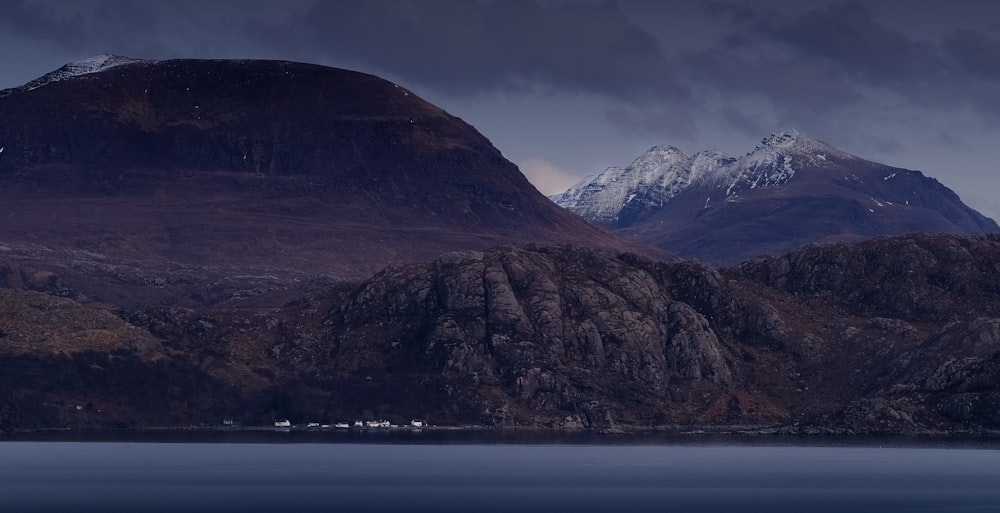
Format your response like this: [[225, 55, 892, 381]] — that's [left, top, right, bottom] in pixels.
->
[[702, 1, 768, 24], [1, 0, 694, 135], [681, 1, 1000, 148], [0, 0, 89, 46], [680, 25, 866, 138], [718, 107, 769, 140], [767, 3, 943, 85], [685, 2, 935, 110], [5, 0, 1000, 150], [0, 0, 176, 58], [252, 0, 688, 104], [604, 103, 696, 138], [944, 29, 1000, 80], [0, 0, 299, 62]]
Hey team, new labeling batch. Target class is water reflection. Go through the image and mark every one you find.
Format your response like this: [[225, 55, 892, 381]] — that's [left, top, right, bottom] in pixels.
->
[[1, 435, 999, 513]]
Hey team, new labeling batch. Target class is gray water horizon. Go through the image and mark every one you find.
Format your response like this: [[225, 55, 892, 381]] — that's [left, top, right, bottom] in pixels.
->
[[2, 435, 999, 512]]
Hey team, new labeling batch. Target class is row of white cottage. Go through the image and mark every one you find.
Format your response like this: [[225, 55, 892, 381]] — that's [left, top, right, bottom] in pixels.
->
[[272, 419, 425, 428]]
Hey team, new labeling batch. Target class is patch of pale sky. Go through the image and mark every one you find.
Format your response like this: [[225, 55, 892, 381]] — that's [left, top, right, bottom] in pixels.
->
[[517, 158, 584, 196]]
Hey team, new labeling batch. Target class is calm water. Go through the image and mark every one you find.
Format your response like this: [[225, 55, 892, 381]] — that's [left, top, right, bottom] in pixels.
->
[[2, 433, 1000, 513]]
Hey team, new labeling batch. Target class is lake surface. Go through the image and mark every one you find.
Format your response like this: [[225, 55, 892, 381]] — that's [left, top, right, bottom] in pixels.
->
[[2, 433, 1000, 513]]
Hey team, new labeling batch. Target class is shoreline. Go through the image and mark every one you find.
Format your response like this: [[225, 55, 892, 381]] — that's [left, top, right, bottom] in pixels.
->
[[4, 423, 1000, 445]]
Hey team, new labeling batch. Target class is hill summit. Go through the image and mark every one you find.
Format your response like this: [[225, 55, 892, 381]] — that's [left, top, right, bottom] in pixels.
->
[[0, 56, 629, 306]]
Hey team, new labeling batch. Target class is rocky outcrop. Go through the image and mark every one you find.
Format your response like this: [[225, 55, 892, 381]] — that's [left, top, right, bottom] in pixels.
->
[[734, 234, 1000, 322], [0, 289, 251, 430], [0, 289, 160, 356], [730, 234, 1000, 433], [322, 246, 750, 428], [839, 317, 1000, 433]]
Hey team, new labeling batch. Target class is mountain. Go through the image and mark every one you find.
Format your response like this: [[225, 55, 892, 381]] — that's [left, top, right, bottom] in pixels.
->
[[0, 55, 630, 307], [5, 235, 1000, 434], [552, 131, 998, 265]]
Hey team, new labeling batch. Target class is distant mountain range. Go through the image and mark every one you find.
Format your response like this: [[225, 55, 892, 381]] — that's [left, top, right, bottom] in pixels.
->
[[552, 131, 998, 265]]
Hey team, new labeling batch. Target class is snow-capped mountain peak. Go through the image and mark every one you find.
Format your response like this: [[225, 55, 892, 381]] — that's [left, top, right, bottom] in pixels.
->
[[755, 130, 801, 150], [550, 130, 998, 266], [746, 130, 848, 161], [628, 145, 690, 184], [550, 144, 703, 224], [552, 130, 849, 225], [45, 55, 149, 81], [637, 144, 686, 160], [1, 55, 150, 98]]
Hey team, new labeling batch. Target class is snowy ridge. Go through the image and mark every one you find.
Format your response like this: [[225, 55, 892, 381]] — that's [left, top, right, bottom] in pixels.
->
[[740, 130, 846, 171], [552, 145, 697, 223], [1, 55, 151, 98], [551, 130, 845, 223]]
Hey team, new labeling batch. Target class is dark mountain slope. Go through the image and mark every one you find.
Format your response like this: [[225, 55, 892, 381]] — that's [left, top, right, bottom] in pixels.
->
[[0, 56, 633, 306]]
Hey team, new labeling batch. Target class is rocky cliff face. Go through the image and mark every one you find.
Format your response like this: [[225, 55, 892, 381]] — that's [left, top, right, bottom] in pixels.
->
[[731, 234, 1000, 433], [735, 234, 1000, 322], [322, 246, 747, 428], [0, 245, 786, 431]]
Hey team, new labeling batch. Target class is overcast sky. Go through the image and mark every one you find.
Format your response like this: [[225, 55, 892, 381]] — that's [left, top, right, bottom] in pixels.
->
[[2, 0, 1000, 218]]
